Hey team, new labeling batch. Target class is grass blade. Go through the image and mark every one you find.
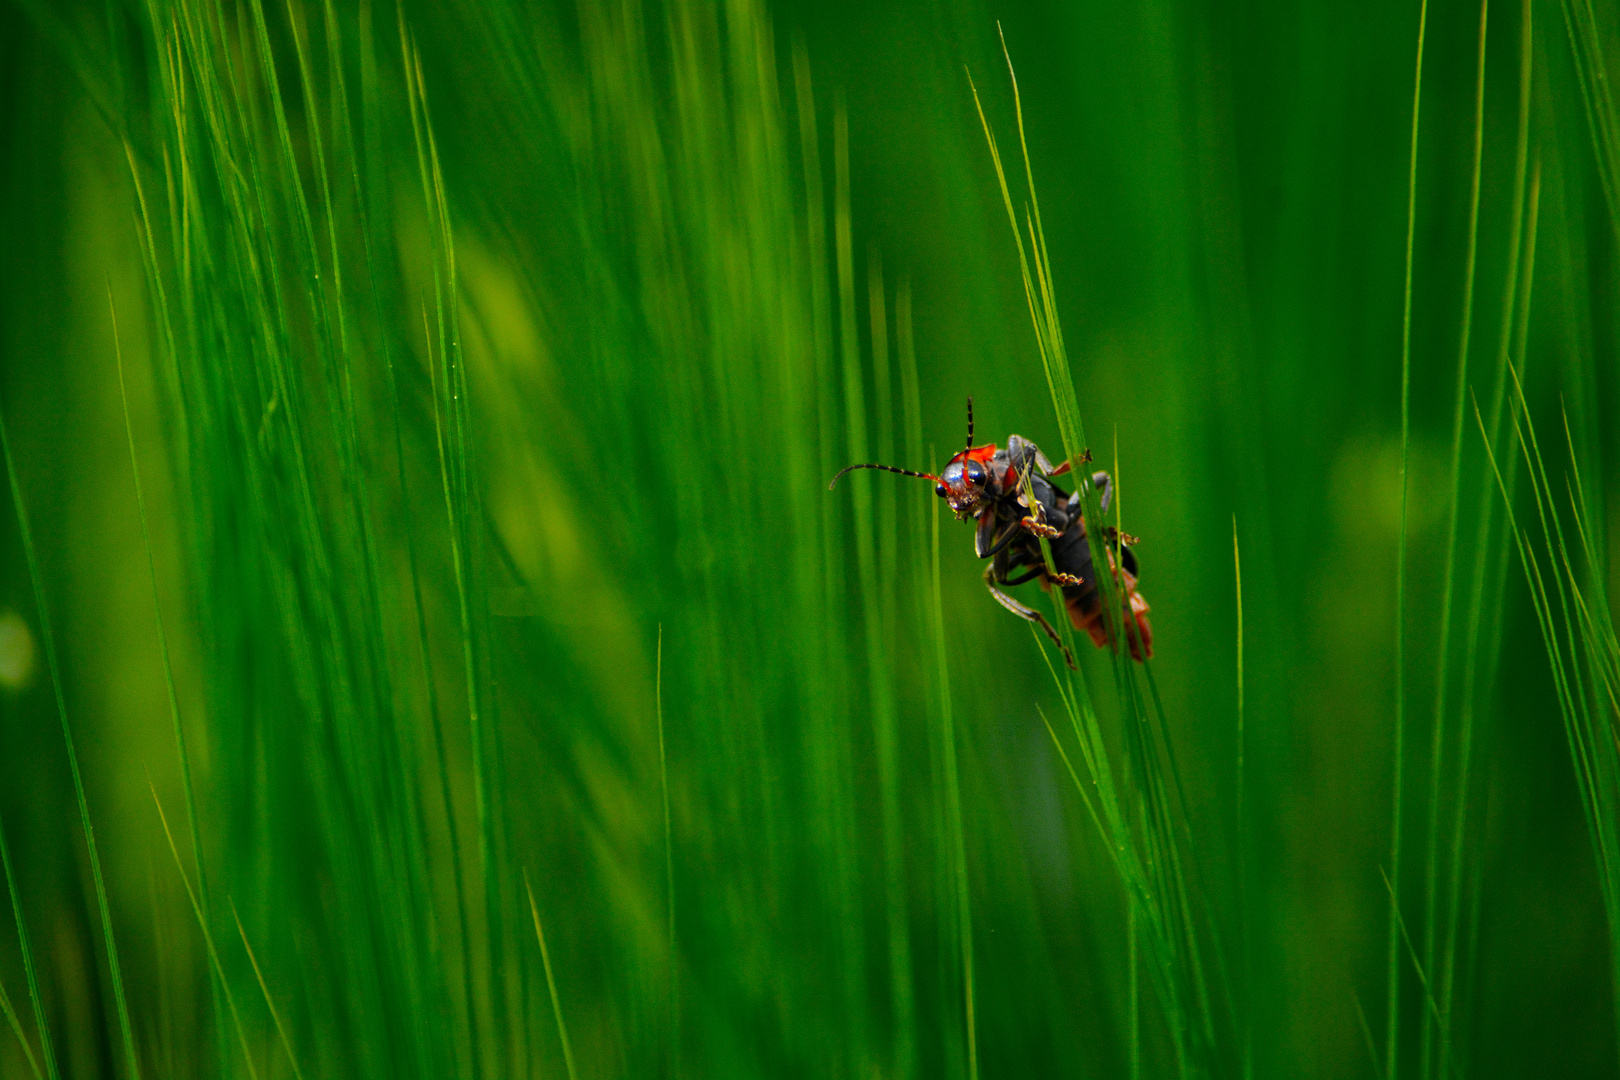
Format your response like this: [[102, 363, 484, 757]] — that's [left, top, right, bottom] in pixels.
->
[[658, 626, 679, 1074], [1419, 3, 1488, 1074], [1388, 2, 1430, 1074], [230, 899, 306, 1080], [0, 373, 141, 1080], [0, 970, 42, 1080], [524, 870, 578, 1080], [149, 783, 260, 1080], [0, 815, 55, 1080]]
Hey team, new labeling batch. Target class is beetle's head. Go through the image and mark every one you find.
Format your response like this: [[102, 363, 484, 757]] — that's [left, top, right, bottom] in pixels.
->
[[828, 396, 996, 520], [936, 454, 992, 519]]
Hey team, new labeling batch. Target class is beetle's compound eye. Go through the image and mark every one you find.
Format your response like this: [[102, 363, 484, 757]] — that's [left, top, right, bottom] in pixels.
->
[[964, 460, 987, 487], [935, 482, 948, 498]]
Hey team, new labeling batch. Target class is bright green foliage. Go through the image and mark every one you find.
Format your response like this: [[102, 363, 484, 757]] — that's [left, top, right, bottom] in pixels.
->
[[4, 0, 1620, 1077], [973, 47, 1235, 1075]]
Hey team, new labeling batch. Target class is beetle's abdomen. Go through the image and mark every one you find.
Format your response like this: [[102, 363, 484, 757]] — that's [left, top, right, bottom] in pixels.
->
[[1049, 521, 1153, 661]]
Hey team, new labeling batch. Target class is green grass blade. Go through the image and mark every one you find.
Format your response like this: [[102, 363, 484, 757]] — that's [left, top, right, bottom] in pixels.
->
[[1440, 53, 1539, 1076], [0, 815, 55, 1080], [658, 626, 679, 1074], [230, 898, 307, 1080], [0, 970, 42, 1080], [393, 296, 482, 1080], [1419, 4, 1488, 1074], [973, 37, 1235, 1075], [1557, 0, 1620, 236], [1235, 517, 1250, 1080], [114, 275, 225, 1080], [149, 783, 260, 1080], [524, 871, 578, 1080], [0, 375, 141, 1080], [1388, 3, 1429, 1074], [833, 109, 915, 1079], [929, 496, 977, 1080]]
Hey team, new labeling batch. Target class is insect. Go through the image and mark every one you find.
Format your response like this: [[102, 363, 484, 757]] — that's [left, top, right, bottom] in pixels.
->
[[830, 398, 1152, 667]]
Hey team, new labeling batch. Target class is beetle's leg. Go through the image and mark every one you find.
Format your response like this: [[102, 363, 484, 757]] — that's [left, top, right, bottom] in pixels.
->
[[1020, 517, 1062, 538], [1101, 526, 1141, 548], [1049, 448, 1094, 478], [984, 565, 1077, 670], [999, 564, 1081, 589], [982, 516, 1023, 560], [1002, 566, 1046, 587]]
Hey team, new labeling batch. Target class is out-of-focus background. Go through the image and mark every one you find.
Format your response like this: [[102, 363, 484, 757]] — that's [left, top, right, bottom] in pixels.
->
[[0, 0, 1616, 1076]]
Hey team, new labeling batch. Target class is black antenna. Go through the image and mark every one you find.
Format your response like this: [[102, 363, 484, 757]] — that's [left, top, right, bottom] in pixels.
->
[[964, 396, 975, 452], [829, 463, 941, 490]]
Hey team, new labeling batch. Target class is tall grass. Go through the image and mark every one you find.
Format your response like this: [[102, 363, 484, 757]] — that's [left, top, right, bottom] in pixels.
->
[[3, 0, 1620, 1077], [971, 42, 1236, 1077]]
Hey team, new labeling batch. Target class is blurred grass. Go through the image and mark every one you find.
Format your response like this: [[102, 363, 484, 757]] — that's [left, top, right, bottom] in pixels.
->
[[1, 0, 1620, 1077]]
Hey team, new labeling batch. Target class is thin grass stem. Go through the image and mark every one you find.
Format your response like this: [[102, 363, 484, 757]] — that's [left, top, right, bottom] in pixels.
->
[[1441, 59, 1539, 1075], [1420, 5, 1488, 1075], [230, 899, 306, 1080], [930, 498, 977, 1080], [1388, 3, 1430, 1075], [524, 870, 578, 1080], [0, 971, 42, 1080], [0, 814, 54, 1080], [149, 782, 261, 1080], [658, 626, 679, 1076], [1235, 517, 1251, 1080]]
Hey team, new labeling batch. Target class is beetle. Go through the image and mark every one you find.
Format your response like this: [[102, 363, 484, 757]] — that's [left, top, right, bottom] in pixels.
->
[[830, 397, 1152, 667]]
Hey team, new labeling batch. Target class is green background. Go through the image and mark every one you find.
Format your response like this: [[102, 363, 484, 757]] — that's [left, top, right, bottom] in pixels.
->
[[0, 0, 1614, 1076]]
